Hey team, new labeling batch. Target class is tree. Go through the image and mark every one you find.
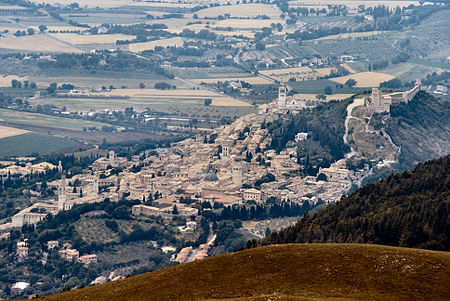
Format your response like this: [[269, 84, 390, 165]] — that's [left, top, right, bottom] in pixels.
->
[[30, 82, 37, 89], [345, 79, 357, 88], [172, 205, 179, 215], [11, 79, 20, 88], [46, 83, 57, 94], [255, 42, 266, 51], [27, 28, 35, 35], [39, 25, 47, 32], [139, 83, 145, 89], [204, 98, 212, 106], [316, 173, 327, 181], [324, 86, 333, 95]]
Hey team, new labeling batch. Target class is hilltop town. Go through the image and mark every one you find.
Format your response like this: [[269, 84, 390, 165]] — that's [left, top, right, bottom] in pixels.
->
[[0, 78, 438, 298]]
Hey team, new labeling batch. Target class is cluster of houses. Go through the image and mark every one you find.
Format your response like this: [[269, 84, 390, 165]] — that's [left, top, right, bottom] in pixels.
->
[[1, 86, 367, 235]]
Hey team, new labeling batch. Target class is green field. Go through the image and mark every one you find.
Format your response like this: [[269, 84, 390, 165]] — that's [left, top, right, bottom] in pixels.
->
[[166, 67, 250, 79], [0, 109, 111, 131], [288, 79, 366, 94], [0, 132, 77, 157], [28, 97, 255, 122]]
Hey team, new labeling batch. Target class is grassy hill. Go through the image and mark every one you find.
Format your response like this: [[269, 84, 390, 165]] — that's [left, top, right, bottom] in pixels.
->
[[35, 244, 450, 301], [259, 153, 450, 251]]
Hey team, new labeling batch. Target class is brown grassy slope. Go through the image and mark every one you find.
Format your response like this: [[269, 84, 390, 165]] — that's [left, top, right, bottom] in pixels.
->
[[37, 244, 450, 301]]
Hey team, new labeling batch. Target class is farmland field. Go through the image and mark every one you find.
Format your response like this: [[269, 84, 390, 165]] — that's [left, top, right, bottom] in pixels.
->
[[128, 37, 184, 52], [0, 35, 83, 53], [0, 75, 28, 87], [36, 88, 252, 112], [27, 0, 136, 8], [260, 67, 333, 82], [289, 0, 426, 9], [49, 33, 136, 45], [0, 125, 29, 138], [196, 4, 281, 19], [214, 19, 278, 29], [0, 109, 110, 131], [293, 93, 354, 101], [329, 72, 396, 87], [0, 132, 77, 157], [166, 67, 250, 79], [289, 79, 367, 94], [192, 76, 273, 85]]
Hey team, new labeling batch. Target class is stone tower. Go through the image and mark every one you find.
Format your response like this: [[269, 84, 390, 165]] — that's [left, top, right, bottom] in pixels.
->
[[109, 150, 115, 166], [222, 139, 231, 163], [277, 86, 287, 110], [58, 161, 63, 173], [232, 163, 243, 188], [58, 175, 67, 210], [92, 176, 99, 195]]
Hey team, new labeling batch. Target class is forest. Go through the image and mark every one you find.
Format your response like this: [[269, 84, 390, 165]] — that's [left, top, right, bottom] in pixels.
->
[[254, 153, 450, 251]]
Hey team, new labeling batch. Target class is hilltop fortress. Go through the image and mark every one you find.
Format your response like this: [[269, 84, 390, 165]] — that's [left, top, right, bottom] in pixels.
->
[[364, 79, 423, 114]]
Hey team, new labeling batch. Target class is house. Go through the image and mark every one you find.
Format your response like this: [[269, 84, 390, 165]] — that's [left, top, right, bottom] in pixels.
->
[[47, 240, 59, 250], [11, 202, 59, 228], [11, 281, 29, 294], [90, 276, 107, 285], [58, 249, 79, 261], [78, 254, 97, 266], [17, 246, 29, 258]]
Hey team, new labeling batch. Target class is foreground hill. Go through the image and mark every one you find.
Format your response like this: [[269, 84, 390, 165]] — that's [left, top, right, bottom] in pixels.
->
[[35, 244, 450, 301], [260, 154, 450, 250]]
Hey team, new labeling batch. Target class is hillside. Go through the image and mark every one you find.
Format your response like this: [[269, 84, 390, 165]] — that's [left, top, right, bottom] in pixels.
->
[[260, 153, 450, 251], [35, 244, 450, 301], [385, 91, 450, 169]]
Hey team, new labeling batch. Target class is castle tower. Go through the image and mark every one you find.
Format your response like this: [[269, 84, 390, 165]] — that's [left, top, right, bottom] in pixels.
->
[[277, 86, 287, 110], [58, 175, 67, 210], [371, 88, 382, 107], [58, 161, 63, 173], [415, 78, 422, 89], [232, 163, 243, 188]]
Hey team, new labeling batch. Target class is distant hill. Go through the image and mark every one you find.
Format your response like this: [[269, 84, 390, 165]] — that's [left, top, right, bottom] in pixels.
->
[[259, 153, 450, 251], [36, 244, 450, 301]]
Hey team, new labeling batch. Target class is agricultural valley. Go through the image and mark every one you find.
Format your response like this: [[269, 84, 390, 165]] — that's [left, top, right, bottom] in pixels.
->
[[0, 0, 448, 299]]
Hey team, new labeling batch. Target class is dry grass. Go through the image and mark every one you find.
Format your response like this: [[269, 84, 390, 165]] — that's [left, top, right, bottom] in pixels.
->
[[192, 77, 272, 85], [215, 19, 278, 29], [0, 34, 84, 53], [212, 30, 255, 38], [0, 75, 28, 87], [49, 33, 136, 45], [35, 244, 450, 301], [196, 4, 281, 19], [330, 72, 395, 87], [0, 125, 29, 138], [128, 37, 184, 52]]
